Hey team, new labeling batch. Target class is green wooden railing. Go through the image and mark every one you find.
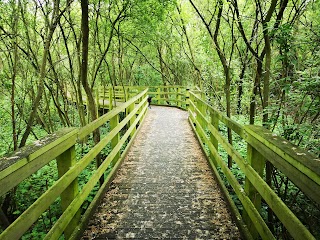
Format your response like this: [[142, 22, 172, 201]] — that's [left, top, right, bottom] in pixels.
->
[[0, 89, 149, 240], [91, 85, 188, 110], [0, 86, 319, 240], [188, 90, 319, 240]]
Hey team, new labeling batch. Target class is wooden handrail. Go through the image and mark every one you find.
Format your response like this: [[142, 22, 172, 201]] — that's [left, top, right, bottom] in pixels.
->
[[0, 88, 149, 239], [2, 86, 317, 239], [188, 90, 319, 240]]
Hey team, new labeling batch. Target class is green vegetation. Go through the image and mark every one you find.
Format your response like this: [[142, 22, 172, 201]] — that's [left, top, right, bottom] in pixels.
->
[[0, 0, 319, 239]]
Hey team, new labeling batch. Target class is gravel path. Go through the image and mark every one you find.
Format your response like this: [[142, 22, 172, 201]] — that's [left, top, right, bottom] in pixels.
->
[[82, 106, 241, 239]]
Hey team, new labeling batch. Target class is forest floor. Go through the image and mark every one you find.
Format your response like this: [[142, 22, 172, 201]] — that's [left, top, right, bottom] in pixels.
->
[[82, 106, 241, 239]]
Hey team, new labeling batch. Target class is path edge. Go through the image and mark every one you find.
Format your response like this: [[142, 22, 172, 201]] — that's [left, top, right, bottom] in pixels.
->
[[188, 117, 253, 240], [69, 109, 150, 240]]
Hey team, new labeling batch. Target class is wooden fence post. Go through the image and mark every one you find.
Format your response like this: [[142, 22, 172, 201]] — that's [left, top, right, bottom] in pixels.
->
[[157, 87, 161, 104], [196, 99, 206, 128], [177, 87, 182, 108], [125, 87, 130, 102], [243, 144, 266, 239], [209, 110, 219, 166], [95, 88, 99, 115], [185, 88, 190, 109], [56, 145, 80, 239], [109, 86, 113, 110], [128, 102, 136, 138], [110, 114, 120, 166]]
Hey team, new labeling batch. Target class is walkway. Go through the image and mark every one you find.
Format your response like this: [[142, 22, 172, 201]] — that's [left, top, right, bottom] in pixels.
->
[[82, 106, 241, 239]]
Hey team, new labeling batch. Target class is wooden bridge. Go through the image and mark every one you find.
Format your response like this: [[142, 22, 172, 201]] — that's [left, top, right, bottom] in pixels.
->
[[0, 86, 319, 239]]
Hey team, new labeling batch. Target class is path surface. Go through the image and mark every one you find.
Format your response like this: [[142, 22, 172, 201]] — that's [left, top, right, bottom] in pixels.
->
[[82, 106, 241, 239]]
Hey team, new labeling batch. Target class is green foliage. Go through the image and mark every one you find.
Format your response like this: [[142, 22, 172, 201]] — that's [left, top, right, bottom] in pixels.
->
[[15, 161, 61, 239]]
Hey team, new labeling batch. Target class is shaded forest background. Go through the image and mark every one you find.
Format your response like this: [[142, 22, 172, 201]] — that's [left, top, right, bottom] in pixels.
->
[[0, 0, 319, 156], [0, 0, 319, 238]]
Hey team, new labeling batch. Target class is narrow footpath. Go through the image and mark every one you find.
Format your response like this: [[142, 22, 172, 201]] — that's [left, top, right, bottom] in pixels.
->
[[82, 106, 241, 239]]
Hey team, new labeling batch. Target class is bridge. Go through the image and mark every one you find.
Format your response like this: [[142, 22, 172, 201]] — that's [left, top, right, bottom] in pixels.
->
[[0, 86, 319, 239]]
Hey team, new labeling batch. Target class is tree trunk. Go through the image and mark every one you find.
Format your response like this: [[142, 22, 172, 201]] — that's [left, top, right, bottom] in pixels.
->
[[19, 0, 61, 147], [80, 0, 102, 184]]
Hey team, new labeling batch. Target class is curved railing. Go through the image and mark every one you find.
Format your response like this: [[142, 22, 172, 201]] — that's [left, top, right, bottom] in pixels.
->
[[188, 90, 319, 240], [0, 89, 148, 240], [1, 86, 318, 240]]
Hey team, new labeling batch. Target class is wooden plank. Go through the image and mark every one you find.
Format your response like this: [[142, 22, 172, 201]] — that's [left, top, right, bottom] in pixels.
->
[[148, 91, 181, 95], [69, 100, 149, 240], [209, 111, 219, 166], [0, 99, 149, 239], [110, 114, 120, 167], [44, 103, 149, 240], [204, 121, 315, 239], [189, 113, 274, 240], [189, 117, 254, 240], [0, 128, 78, 197], [244, 129, 320, 204], [0, 138, 89, 239], [243, 144, 266, 239], [189, 91, 244, 137], [78, 89, 148, 139], [245, 125, 320, 182], [57, 145, 80, 239]]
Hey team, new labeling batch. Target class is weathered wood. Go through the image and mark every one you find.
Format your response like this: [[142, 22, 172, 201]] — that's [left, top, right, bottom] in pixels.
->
[[188, 95, 316, 239], [0, 135, 87, 240], [78, 89, 148, 140], [189, 111, 274, 240], [177, 87, 182, 108], [69, 102, 149, 240], [44, 103, 148, 240], [243, 144, 265, 239], [56, 145, 80, 239], [128, 102, 136, 138], [207, 122, 314, 239], [0, 87, 167, 240], [0, 128, 78, 197], [189, 117, 254, 240], [209, 111, 219, 166], [189, 91, 245, 138], [109, 86, 113, 110], [244, 126, 320, 204]]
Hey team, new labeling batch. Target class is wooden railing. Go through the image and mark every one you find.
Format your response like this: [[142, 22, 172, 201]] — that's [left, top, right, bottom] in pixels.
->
[[1, 86, 318, 240], [0, 89, 149, 240], [92, 85, 188, 110], [188, 91, 319, 240]]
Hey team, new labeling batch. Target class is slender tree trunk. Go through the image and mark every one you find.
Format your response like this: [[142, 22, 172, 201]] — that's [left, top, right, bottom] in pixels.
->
[[80, 0, 102, 183], [189, 0, 233, 168], [176, 4, 201, 87], [11, 4, 19, 151], [250, 61, 262, 124], [19, 0, 61, 147]]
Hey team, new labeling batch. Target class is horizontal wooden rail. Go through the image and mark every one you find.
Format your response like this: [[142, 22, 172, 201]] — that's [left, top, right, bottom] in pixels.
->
[[188, 91, 319, 240], [0, 88, 149, 239], [89, 85, 188, 110]]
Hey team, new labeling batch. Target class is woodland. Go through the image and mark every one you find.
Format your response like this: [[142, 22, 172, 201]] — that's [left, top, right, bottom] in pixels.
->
[[0, 0, 319, 239]]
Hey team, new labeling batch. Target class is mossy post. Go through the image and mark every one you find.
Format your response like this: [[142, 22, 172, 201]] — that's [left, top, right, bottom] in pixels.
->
[[110, 113, 120, 166], [177, 87, 182, 108], [157, 87, 161, 104], [56, 145, 80, 239], [95, 88, 99, 114], [128, 102, 136, 138], [185, 88, 190, 109], [126, 87, 130, 102], [109, 86, 113, 110], [243, 144, 266, 239], [209, 110, 219, 166]]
